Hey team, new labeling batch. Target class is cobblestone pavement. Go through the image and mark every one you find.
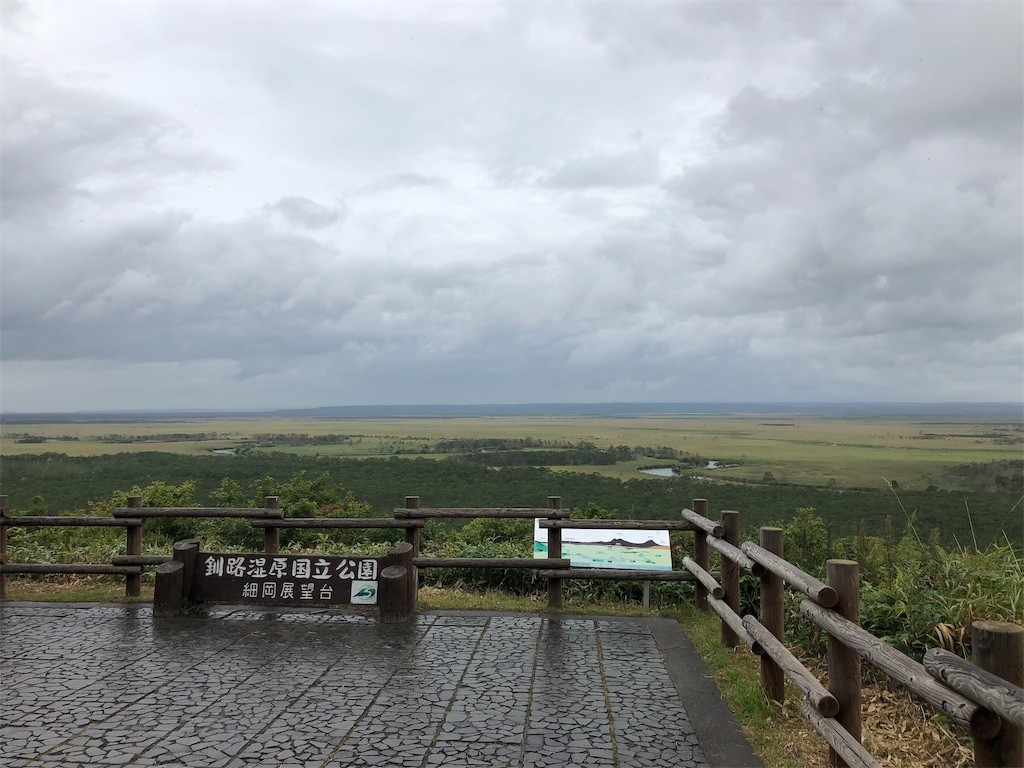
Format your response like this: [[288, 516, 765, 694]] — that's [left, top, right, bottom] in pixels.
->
[[0, 603, 736, 768]]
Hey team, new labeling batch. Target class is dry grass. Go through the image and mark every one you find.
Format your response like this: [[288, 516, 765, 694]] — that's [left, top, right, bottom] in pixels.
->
[[859, 682, 973, 768], [764, 660, 975, 768], [677, 604, 978, 768]]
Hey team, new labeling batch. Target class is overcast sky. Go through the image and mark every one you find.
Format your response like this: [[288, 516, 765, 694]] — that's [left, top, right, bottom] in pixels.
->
[[1, 1, 1021, 411]]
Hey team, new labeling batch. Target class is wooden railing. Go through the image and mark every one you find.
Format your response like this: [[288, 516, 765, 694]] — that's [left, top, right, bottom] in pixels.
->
[[396, 495, 708, 608], [3, 491, 1021, 766], [679, 498, 1023, 768], [0, 495, 146, 597], [0, 493, 426, 600], [1, 491, 708, 604]]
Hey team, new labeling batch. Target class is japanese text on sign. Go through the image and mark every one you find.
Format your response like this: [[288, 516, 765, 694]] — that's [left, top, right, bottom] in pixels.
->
[[192, 552, 379, 606]]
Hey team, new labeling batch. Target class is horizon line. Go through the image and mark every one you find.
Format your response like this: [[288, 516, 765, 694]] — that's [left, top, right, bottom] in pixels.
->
[[2, 400, 1022, 416]]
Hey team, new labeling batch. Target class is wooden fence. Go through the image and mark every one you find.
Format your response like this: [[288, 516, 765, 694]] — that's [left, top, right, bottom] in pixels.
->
[[393, 495, 711, 608], [675, 499, 1023, 768], [2, 492, 1021, 766]]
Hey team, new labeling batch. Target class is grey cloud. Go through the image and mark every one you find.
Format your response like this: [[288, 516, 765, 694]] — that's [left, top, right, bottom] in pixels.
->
[[0, 62, 225, 221], [359, 174, 446, 194], [827, 3, 1024, 148], [658, 21, 1023, 339], [707, 4, 1023, 154], [265, 196, 346, 229], [3, 211, 327, 363], [541, 146, 661, 188], [581, 1, 761, 64], [0, 2, 1020, 409], [0, 1, 33, 34]]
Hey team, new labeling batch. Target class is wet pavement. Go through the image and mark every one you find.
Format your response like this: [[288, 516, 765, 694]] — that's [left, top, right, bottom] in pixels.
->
[[0, 603, 759, 767]]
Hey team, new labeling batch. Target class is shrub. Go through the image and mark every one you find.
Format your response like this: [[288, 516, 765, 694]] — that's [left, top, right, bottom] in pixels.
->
[[861, 537, 1024, 659]]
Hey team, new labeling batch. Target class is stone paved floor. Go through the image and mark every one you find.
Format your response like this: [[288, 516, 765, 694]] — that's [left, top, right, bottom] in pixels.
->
[[0, 603, 724, 768]]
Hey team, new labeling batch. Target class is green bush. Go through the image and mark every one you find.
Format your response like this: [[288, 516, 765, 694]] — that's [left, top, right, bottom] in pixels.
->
[[860, 537, 1023, 658], [767, 507, 1024, 661], [422, 539, 541, 595]]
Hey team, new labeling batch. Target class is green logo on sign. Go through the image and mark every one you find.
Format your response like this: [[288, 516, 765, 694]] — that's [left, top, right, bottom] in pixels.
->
[[351, 579, 378, 605]]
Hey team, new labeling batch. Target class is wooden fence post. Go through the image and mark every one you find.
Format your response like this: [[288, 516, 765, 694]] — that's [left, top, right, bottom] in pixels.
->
[[973, 621, 1024, 768], [153, 561, 185, 617], [126, 496, 143, 598], [759, 527, 785, 703], [0, 495, 8, 601], [547, 496, 563, 610], [693, 499, 709, 611], [263, 496, 280, 554], [172, 539, 201, 601], [720, 510, 740, 647], [379, 565, 411, 623], [827, 559, 862, 768], [381, 541, 415, 615], [404, 496, 421, 611]]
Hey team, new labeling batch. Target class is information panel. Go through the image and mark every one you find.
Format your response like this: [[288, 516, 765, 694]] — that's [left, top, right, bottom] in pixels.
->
[[190, 552, 379, 606], [533, 520, 672, 571]]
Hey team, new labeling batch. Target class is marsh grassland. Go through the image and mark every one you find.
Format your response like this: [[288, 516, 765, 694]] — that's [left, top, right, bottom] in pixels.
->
[[3, 413, 1020, 490], [3, 410, 1021, 552]]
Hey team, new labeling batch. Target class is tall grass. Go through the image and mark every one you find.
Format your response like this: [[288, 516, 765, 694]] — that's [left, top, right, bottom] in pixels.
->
[[859, 536, 1023, 658], [762, 505, 1024, 661]]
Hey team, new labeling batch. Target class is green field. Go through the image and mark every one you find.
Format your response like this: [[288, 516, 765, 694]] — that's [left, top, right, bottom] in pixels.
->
[[3, 414, 1020, 491]]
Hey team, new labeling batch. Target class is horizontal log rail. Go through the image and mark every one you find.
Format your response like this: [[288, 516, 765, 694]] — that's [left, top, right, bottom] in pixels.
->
[[112, 555, 174, 566], [251, 518, 425, 529], [799, 700, 882, 768], [0, 563, 143, 575], [924, 648, 1024, 730], [537, 568, 708, 582], [681, 556, 725, 598], [394, 507, 572, 519], [742, 614, 840, 716], [0, 516, 143, 527], [414, 557, 570, 569], [0, 510, 152, 590], [741, 541, 838, 608], [800, 599, 1001, 738], [539, 519, 700, 531], [706, 534, 765, 576], [680, 508, 724, 537], [113, 507, 284, 519], [707, 594, 762, 654]]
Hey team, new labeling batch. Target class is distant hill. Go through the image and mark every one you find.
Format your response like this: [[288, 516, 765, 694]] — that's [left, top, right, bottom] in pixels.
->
[[263, 402, 1024, 419], [564, 537, 665, 548], [3, 401, 1022, 424]]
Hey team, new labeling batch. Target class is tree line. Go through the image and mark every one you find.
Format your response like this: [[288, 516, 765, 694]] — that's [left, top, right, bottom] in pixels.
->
[[1, 451, 1021, 549]]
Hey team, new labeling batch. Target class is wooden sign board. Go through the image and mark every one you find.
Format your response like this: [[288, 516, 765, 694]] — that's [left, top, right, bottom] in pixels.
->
[[190, 552, 380, 607]]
